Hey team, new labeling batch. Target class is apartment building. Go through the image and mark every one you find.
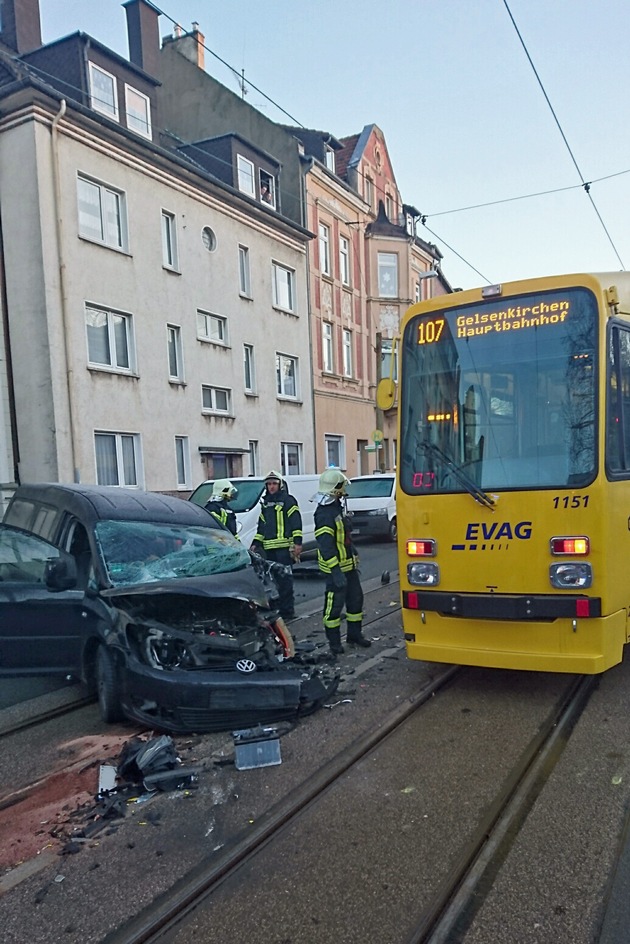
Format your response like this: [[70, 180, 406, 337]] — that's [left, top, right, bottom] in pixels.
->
[[289, 123, 451, 475], [0, 0, 315, 499]]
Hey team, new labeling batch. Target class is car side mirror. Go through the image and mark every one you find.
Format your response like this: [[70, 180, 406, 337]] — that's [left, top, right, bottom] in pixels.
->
[[45, 556, 78, 592]]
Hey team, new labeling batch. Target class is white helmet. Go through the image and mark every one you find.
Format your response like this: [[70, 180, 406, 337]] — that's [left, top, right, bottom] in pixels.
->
[[211, 478, 237, 501], [318, 468, 349, 498], [264, 470, 284, 487]]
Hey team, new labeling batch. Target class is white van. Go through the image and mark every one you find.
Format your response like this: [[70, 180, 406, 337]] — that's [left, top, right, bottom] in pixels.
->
[[346, 473, 397, 542], [189, 475, 320, 549]]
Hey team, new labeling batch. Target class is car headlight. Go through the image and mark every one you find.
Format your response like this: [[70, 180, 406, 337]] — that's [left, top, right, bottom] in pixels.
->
[[128, 626, 194, 669], [407, 562, 440, 586], [368, 508, 387, 516]]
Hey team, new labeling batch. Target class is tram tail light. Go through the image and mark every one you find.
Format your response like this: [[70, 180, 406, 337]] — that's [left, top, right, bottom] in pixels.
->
[[407, 539, 436, 557], [550, 536, 589, 555]]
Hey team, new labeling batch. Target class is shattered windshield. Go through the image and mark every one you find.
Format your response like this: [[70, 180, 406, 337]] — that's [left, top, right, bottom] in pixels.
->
[[400, 287, 598, 493], [95, 520, 251, 587]]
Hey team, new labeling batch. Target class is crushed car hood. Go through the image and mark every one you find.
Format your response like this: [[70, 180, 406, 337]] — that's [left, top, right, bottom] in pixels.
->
[[100, 569, 269, 609]]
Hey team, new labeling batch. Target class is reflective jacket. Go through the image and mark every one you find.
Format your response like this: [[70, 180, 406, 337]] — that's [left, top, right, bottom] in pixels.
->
[[253, 488, 302, 550], [205, 498, 237, 536], [314, 499, 357, 573]]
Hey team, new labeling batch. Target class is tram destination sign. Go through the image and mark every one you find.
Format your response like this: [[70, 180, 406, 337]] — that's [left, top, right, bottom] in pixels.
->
[[417, 297, 572, 344]]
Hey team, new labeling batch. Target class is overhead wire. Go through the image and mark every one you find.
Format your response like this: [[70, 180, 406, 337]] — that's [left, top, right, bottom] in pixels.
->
[[23, 0, 629, 281], [501, 0, 625, 270]]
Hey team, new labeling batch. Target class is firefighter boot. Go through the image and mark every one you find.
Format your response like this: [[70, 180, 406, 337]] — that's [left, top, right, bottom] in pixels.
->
[[325, 627, 345, 656], [346, 622, 372, 648]]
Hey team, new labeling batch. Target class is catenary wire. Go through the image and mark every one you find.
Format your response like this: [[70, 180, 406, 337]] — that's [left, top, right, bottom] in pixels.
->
[[501, 0, 625, 270], [18, 4, 628, 282]]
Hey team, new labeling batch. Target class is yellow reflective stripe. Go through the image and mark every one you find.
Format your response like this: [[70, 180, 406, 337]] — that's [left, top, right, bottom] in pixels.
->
[[346, 612, 363, 623]]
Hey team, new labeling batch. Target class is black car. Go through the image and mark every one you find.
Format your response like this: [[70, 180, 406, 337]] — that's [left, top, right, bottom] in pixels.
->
[[0, 484, 336, 733]]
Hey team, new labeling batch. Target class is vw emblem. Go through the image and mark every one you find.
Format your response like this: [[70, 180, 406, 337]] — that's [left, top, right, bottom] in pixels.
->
[[236, 659, 257, 673]]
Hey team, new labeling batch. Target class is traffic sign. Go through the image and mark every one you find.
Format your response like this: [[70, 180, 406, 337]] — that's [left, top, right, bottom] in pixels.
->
[[372, 429, 384, 443]]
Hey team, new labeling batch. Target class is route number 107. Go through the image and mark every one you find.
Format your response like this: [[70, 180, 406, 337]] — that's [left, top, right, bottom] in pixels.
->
[[417, 318, 445, 345]]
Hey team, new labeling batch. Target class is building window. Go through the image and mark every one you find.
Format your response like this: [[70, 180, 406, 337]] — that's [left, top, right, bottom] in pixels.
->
[[201, 226, 217, 252], [324, 146, 335, 172], [248, 440, 259, 475], [243, 344, 256, 393], [175, 436, 190, 488], [365, 177, 373, 208], [167, 324, 183, 381], [161, 210, 178, 269], [259, 171, 276, 208], [77, 175, 127, 250], [378, 252, 398, 298], [238, 245, 251, 297], [319, 223, 331, 276], [339, 236, 350, 286], [88, 63, 118, 120], [325, 435, 345, 469], [272, 263, 296, 313], [385, 193, 394, 220], [415, 279, 421, 303], [381, 339, 398, 382], [197, 311, 228, 345], [322, 322, 334, 373], [276, 353, 298, 399], [125, 84, 151, 138], [201, 385, 232, 414], [237, 155, 255, 196], [280, 442, 303, 476], [342, 329, 353, 378], [86, 305, 134, 372], [94, 431, 140, 486]]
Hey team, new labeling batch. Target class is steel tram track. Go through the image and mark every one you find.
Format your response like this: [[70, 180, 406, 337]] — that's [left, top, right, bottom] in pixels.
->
[[102, 669, 598, 944], [101, 662, 461, 944], [0, 693, 96, 740], [405, 672, 598, 944]]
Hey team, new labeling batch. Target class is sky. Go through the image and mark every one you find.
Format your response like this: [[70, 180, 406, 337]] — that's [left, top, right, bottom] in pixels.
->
[[40, 0, 630, 290]]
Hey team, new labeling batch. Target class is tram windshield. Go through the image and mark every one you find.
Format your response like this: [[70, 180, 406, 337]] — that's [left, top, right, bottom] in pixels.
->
[[399, 287, 598, 494]]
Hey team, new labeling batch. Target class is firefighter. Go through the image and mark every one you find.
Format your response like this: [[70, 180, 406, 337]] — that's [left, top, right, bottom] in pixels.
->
[[250, 471, 302, 619], [205, 479, 238, 536], [314, 468, 371, 656]]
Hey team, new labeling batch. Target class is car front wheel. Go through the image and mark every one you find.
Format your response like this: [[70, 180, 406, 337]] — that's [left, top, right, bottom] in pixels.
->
[[388, 517, 397, 543], [96, 646, 125, 723]]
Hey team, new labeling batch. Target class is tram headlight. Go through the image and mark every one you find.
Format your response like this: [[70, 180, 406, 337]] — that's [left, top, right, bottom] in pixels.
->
[[407, 562, 440, 586], [549, 562, 593, 589]]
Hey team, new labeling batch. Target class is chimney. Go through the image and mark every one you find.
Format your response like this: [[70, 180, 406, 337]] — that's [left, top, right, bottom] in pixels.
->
[[165, 22, 205, 70], [124, 0, 160, 75], [0, 0, 42, 54]]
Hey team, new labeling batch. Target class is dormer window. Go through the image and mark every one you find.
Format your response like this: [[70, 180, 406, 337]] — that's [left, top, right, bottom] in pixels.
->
[[237, 155, 255, 196], [125, 85, 152, 139], [259, 170, 276, 208], [89, 63, 118, 120], [324, 146, 335, 173]]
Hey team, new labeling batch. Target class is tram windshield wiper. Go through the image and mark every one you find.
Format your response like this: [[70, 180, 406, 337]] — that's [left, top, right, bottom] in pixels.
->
[[420, 440, 496, 509]]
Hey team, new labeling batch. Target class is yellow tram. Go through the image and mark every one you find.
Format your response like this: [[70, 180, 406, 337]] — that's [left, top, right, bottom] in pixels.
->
[[379, 272, 630, 673]]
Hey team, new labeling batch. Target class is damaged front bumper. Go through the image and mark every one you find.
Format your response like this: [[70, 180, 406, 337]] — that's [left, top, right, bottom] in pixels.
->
[[118, 655, 339, 733]]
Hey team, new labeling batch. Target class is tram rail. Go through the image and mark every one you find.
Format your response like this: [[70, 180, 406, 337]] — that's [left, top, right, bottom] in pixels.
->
[[102, 671, 598, 944]]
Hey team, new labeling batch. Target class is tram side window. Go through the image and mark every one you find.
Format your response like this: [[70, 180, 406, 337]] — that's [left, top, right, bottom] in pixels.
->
[[607, 326, 630, 473]]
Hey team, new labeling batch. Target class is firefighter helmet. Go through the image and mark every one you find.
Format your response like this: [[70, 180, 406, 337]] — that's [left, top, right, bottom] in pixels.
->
[[318, 468, 349, 498], [211, 478, 237, 501], [264, 470, 283, 486]]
